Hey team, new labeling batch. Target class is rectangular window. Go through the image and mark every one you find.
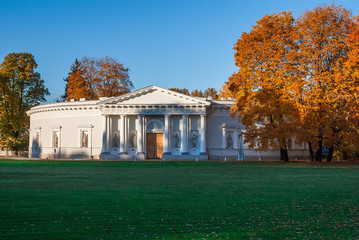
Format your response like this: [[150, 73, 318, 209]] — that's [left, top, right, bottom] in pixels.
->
[[172, 117, 180, 130], [190, 116, 200, 130]]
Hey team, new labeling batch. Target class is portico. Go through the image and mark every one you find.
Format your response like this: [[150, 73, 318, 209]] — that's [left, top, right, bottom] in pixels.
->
[[98, 86, 210, 160]]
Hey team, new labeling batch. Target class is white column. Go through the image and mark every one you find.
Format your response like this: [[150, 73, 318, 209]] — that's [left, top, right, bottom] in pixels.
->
[[163, 115, 171, 155], [181, 114, 189, 155], [200, 114, 207, 155], [102, 115, 107, 153], [137, 115, 145, 155], [107, 117, 111, 151], [233, 129, 238, 149], [222, 127, 226, 149], [119, 115, 126, 154]]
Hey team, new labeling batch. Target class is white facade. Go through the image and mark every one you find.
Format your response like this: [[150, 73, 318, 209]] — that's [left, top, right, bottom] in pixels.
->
[[27, 85, 309, 160]]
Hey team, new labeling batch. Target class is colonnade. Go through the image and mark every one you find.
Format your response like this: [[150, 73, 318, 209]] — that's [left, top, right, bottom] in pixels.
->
[[101, 114, 207, 157]]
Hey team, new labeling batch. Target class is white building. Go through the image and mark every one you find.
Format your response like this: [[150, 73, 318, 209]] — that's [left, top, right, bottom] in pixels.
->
[[27, 85, 309, 160]]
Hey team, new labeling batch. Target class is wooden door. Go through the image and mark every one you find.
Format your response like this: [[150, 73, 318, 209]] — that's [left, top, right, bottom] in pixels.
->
[[156, 133, 163, 158], [146, 133, 156, 159], [146, 133, 164, 159]]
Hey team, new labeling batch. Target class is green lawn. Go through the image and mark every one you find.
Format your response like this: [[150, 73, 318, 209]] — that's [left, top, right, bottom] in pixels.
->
[[0, 160, 358, 239]]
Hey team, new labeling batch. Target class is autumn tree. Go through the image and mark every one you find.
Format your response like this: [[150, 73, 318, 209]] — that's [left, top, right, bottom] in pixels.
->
[[191, 89, 204, 97], [203, 88, 219, 100], [224, 11, 299, 161], [224, 4, 357, 161], [168, 88, 190, 95], [336, 14, 359, 159], [294, 4, 354, 161], [0, 53, 49, 154], [66, 56, 133, 100], [62, 59, 81, 101]]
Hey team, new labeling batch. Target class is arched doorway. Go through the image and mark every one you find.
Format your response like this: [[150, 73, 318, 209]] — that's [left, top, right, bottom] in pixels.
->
[[145, 118, 164, 159]]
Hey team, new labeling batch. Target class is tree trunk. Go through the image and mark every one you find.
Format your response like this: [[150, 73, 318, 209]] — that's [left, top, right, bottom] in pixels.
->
[[327, 146, 334, 162], [315, 140, 322, 161], [308, 142, 314, 161], [280, 147, 289, 161]]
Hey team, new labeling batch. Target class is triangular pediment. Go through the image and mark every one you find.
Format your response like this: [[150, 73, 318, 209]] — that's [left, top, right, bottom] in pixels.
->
[[98, 85, 210, 106]]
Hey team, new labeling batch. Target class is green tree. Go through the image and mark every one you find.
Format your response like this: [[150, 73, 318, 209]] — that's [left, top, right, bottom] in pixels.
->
[[0, 53, 49, 154]]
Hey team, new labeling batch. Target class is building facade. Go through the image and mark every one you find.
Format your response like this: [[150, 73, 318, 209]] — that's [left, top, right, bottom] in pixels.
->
[[27, 86, 309, 160]]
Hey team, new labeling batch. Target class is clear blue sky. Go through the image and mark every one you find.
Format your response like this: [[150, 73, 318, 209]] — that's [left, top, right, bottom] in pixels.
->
[[1, 0, 358, 102]]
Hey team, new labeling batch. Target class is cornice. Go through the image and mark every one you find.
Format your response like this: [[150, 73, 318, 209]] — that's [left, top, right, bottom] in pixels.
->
[[99, 104, 207, 115]]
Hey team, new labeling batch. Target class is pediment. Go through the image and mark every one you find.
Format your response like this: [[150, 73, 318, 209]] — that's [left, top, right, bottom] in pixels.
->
[[98, 85, 210, 106]]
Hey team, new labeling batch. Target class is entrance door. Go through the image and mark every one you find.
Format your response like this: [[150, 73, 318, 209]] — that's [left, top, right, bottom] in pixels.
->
[[146, 133, 164, 159]]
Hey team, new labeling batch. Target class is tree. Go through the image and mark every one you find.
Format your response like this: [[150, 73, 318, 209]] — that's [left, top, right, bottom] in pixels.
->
[[223, 4, 358, 161], [66, 56, 134, 100], [224, 11, 299, 161], [294, 4, 354, 161], [0, 53, 49, 154], [203, 88, 219, 100], [62, 58, 81, 101], [337, 15, 359, 159], [190, 89, 204, 97], [168, 88, 190, 95]]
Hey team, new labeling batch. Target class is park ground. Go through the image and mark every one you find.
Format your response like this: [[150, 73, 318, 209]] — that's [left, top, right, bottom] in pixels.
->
[[0, 160, 358, 239]]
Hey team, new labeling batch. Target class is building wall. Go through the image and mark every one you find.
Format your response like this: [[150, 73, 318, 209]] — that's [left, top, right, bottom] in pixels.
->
[[28, 100, 310, 161], [29, 108, 103, 159]]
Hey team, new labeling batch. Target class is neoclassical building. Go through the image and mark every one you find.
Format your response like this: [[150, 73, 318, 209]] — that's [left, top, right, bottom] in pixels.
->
[[27, 85, 308, 160]]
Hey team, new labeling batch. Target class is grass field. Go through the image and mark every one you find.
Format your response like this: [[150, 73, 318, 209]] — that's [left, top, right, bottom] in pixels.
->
[[0, 160, 358, 240]]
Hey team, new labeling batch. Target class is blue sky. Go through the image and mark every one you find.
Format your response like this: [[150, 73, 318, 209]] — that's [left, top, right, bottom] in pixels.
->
[[1, 0, 359, 102]]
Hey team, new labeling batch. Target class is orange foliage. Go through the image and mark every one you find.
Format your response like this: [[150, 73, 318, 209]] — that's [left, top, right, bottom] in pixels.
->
[[224, 4, 358, 161], [224, 11, 298, 161], [66, 56, 133, 100], [294, 4, 354, 160]]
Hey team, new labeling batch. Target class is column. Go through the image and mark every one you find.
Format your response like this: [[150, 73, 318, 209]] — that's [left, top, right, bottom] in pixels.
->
[[181, 114, 189, 155], [233, 129, 238, 149], [163, 115, 171, 155], [200, 114, 207, 155], [119, 115, 126, 154], [107, 117, 111, 152], [102, 115, 107, 153], [137, 115, 145, 155], [222, 127, 226, 149]]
